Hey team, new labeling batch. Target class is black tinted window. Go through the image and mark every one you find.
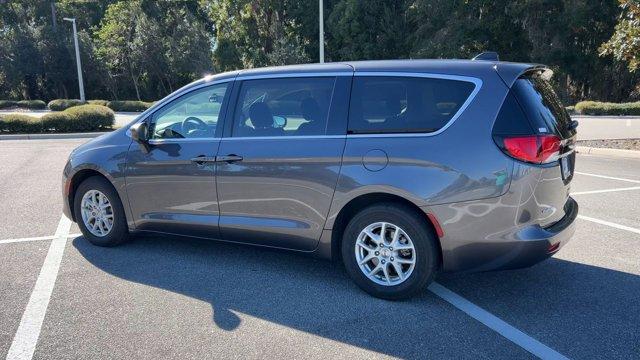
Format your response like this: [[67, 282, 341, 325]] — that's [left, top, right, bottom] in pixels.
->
[[513, 74, 574, 139], [232, 77, 335, 137], [348, 76, 475, 134]]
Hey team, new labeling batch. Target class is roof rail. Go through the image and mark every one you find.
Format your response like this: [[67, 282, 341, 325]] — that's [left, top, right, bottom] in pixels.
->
[[472, 51, 499, 61]]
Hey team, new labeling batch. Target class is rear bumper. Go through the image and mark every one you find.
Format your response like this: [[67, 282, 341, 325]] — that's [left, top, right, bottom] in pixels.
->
[[439, 197, 578, 272]]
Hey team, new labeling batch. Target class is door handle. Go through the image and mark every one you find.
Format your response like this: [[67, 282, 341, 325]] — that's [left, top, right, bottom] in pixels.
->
[[216, 154, 243, 163], [190, 155, 217, 164]]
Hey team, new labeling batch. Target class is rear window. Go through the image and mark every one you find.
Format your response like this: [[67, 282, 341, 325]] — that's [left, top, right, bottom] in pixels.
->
[[347, 76, 476, 134], [512, 74, 574, 139]]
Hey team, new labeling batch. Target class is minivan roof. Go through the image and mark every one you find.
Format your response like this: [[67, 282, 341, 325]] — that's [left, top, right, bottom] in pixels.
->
[[196, 59, 540, 89]]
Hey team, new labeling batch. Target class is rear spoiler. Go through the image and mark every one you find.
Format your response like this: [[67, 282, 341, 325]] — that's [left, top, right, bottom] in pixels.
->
[[471, 51, 552, 88]]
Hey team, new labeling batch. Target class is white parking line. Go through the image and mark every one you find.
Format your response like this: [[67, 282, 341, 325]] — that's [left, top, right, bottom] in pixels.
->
[[574, 171, 640, 184], [571, 186, 640, 196], [6, 215, 72, 360], [0, 233, 82, 245], [429, 282, 569, 359], [577, 215, 640, 235]]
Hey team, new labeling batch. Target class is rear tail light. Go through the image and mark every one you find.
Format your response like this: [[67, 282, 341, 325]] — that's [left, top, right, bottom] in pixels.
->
[[498, 135, 561, 164], [547, 242, 560, 253]]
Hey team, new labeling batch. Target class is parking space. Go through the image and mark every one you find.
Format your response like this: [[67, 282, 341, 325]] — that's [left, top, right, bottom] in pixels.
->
[[0, 139, 85, 239], [1, 140, 639, 359]]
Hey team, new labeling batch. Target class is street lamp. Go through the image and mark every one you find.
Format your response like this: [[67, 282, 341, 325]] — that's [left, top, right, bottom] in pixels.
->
[[63, 17, 85, 101], [319, 0, 324, 63]]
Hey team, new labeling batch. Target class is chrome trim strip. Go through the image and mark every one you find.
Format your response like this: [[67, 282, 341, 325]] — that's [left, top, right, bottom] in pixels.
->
[[148, 137, 221, 145], [346, 71, 483, 138], [236, 72, 352, 81], [222, 135, 346, 141]]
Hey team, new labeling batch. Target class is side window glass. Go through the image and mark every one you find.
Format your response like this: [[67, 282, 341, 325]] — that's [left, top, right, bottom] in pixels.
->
[[232, 77, 335, 137], [150, 83, 228, 139], [347, 76, 475, 134]]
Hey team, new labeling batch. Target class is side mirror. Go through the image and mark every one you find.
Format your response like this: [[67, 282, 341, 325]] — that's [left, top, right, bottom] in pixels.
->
[[130, 122, 149, 143]]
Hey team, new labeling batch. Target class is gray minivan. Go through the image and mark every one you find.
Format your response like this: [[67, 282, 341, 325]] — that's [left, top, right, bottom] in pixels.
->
[[62, 56, 578, 299]]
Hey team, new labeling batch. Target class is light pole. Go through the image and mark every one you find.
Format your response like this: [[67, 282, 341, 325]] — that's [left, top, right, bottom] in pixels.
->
[[319, 0, 324, 63], [63, 17, 85, 101]]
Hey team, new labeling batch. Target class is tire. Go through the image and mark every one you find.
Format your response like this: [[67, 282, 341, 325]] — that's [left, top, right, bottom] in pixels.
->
[[74, 176, 130, 247], [341, 203, 439, 300]]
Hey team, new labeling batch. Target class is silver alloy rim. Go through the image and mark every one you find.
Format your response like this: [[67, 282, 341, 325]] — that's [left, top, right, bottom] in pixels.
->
[[80, 190, 114, 237], [354, 222, 416, 286]]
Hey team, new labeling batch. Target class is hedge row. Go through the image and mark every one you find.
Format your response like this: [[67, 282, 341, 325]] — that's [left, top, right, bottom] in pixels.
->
[[46, 99, 153, 112], [47, 99, 87, 111], [106, 100, 154, 112], [0, 100, 47, 110], [0, 105, 114, 133], [574, 101, 640, 116]]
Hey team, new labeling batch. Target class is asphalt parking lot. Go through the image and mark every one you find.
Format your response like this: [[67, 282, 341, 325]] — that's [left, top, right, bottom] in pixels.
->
[[1, 139, 639, 359]]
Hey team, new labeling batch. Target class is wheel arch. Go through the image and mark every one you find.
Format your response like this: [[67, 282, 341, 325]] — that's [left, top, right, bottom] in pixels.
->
[[329, 192, 443, 266], [67, 168, 114, 222]]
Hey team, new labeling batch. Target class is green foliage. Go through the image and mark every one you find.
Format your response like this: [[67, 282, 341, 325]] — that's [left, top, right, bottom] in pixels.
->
[[46, 104, 114, 131], [106, 100, 153, 112], [600, 0, 640, 72], [48, 99, 87, 111], [328, 0, 409, 61], [1, 0, 640, 104], [94, 0, 213, 100], [0, 114, 43, 133], [16, 100, 46, 109], [0, 105, 114, 133], [0, 100, 17, 109], [207, 0, 312, 70], [575, 101, 640, 115], [88, 100, 109, 106]]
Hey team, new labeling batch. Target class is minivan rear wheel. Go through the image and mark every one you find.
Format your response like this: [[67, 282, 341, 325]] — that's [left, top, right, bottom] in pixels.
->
[[341, 203, 439, 300], [74, 176, 129, 247]]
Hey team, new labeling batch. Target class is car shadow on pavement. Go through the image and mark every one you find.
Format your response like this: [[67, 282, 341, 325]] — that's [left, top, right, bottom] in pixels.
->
[[72, 233, 640, 359]]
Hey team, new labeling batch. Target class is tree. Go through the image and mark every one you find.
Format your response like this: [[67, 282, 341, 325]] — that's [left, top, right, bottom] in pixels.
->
[[327, 0, 409, 61], [600, 0, 640, 71], [206, 0, 312, 71]]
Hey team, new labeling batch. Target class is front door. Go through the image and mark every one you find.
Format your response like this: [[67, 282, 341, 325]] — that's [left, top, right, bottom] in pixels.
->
[[216, 75, 350, 251], [125, 81, 231, 238]]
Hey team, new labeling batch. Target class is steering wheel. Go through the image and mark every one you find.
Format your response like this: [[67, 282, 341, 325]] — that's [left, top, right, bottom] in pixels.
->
[[182, 116, 208, 135]]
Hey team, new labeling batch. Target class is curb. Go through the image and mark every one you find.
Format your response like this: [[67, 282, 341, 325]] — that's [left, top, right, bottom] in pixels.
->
[[576, 146, 640, 159], [0, 132, 107, 140]]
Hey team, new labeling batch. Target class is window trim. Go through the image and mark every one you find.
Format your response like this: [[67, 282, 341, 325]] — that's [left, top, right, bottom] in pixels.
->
[[346, 72, 482, 138], [128, 78, 235, 141]]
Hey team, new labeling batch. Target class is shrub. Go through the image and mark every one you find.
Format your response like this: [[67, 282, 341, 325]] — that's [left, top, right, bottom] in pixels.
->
[[0, 100, 17, 109], [0, 104, 114, 133], [106, 100, 153, 112], [574, 101, 640, 116], [16, 100, 46, 110], [48, 99, 87, 111], [88, 99, 109, 106], [0, 114, 42, 133], [565, 106, 575, 115], [60, 104, 114, 130]]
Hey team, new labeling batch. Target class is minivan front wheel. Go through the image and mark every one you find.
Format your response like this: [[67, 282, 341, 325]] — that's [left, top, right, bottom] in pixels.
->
[[74, 176, 129, 247], [341, 203, 439, 300]]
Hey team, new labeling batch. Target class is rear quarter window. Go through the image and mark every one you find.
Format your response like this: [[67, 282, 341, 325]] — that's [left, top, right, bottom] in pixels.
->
[[512, 74, 575, 139], [347, 76, 476, 134]]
